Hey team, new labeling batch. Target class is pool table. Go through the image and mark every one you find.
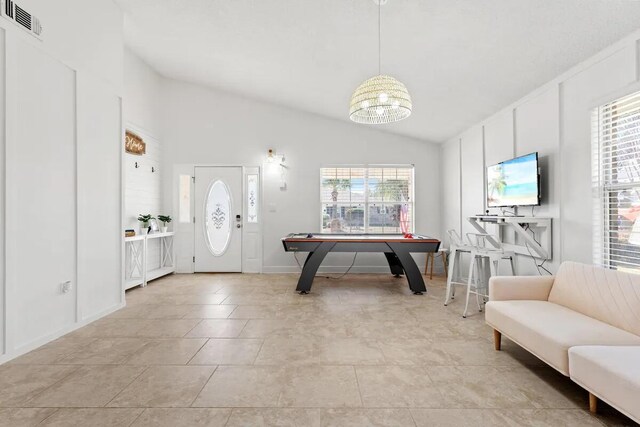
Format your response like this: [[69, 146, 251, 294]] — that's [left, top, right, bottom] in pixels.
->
[[282, 233, 441, 295]]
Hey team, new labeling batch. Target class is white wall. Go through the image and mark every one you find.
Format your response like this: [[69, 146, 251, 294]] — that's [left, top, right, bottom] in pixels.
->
[[560, 44, 637, 265], [123, 49, 163, 137], [0, 28, 5, 356], [21, 0, 124, 92], [460, 126, 485, 239], [441, 30, 640, 275], [6, 35, 77, 350], [123, 49, 165, 271], [0, 0, 124, 363], [77, 74, 122, 321], [160, 79, 442, 273], [441, 137, 461, 243]]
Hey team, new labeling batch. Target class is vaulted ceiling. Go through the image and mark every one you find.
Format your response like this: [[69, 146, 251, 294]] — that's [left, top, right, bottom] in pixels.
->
[[116, 0, 640, 142]]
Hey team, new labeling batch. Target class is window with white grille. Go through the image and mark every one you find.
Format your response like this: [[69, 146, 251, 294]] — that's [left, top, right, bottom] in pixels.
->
[[320, 166, 414, 234], [593, 91, 640, 274]]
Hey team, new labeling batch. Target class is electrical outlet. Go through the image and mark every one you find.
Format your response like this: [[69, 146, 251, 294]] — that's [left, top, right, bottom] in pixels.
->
[[61, 281, 72, 294]]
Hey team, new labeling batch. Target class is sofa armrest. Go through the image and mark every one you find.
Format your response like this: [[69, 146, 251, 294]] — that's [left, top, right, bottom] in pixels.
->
[[489, 275, 555, 301]]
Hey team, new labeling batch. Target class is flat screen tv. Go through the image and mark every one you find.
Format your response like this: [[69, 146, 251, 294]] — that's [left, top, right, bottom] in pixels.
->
[[487, 152, 540, 208]]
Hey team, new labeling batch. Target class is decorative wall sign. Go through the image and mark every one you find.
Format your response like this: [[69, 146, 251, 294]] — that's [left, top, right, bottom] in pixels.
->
[[247, 174, 258, 223], [125, 131, 146, 155]]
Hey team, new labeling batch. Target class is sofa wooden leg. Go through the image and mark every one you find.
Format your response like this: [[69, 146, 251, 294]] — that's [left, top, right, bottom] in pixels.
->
[[589, 392, 597, 413], [493, 329, 502, 351]]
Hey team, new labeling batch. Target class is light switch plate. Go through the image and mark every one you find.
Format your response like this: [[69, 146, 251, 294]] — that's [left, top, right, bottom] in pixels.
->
[[61, 281, 72, 294]]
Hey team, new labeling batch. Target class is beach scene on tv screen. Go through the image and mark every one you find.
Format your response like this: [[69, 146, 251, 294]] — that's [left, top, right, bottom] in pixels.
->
[[487, 154, 538, 207]]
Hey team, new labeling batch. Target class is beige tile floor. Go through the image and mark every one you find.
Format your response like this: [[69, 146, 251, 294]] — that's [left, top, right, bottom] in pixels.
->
[[0, 273, 636, 426]]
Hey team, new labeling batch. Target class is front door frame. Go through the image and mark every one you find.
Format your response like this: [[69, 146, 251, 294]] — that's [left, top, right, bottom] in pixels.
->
[[194, 165, 243, 273], [172, 163, 262, 274]]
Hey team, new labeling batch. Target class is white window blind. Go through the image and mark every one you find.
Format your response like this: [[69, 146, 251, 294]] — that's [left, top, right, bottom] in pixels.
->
[[593, 90, 640, 274], [320, 166, 414, 234]]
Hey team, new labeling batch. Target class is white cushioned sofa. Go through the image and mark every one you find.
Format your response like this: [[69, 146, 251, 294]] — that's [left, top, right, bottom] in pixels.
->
[[485, 261, 640, 423]]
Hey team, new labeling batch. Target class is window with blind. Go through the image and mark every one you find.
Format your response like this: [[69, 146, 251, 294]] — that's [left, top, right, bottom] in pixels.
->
[[593, 91, 640, 274], [320, 166, 414, 234]]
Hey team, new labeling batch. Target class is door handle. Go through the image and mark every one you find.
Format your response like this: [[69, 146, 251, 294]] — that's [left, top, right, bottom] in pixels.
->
[[236, 224, 242, 228]]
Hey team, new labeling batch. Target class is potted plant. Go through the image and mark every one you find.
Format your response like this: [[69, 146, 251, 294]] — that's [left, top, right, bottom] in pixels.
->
[[137, 214, 154, 235], [158, 215, 172, 233]]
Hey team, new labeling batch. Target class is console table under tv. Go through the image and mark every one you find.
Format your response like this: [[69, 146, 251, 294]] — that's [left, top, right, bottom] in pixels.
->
[[467, 215, 552, 260]]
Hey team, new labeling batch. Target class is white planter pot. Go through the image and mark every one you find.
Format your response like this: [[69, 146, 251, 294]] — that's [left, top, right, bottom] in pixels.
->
[[161, 226, 168, 233], [140, 226, 149, 235]]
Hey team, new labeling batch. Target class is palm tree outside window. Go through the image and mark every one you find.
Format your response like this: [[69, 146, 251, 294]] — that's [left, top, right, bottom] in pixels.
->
[[320, 166, 414, 234]]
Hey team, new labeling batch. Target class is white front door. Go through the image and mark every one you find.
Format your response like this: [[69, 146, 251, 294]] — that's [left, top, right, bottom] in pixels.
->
[[194, 166, 243, 272]]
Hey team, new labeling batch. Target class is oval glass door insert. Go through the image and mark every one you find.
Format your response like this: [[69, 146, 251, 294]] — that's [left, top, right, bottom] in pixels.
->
[[204, 180, 232, 256]]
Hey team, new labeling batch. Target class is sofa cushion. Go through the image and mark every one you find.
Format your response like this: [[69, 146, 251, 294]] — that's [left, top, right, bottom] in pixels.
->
[[548, 261, 640, 336], [569, 346, 640, 424], [485, 300, 640, 375]]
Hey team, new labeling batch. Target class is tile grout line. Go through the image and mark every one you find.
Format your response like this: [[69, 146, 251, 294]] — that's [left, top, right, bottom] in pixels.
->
[[234, 318, 250, 338], [125, 408, 147, 427], [103, 365, 150, 408], [225, 304, 240, 319], [34, 408, 61, 426], [118, 338, 152, 366], [407, 408, 419, 427], [221, 407, 234, 427], [185, 338, 210, 366], [352, 365, 365, 408], [187, 365, 219, 408], [182, 318, 205, 338], [251, 338, 267, 365], [13, 404, 600, 410], [19, 365, 83, 407], [421, 365, 449, 410]]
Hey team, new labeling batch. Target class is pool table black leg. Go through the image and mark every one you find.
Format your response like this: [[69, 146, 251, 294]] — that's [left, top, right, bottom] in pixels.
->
[[296, 241, 336, 294], [387, 243, 427, 295], [384, 252, 405, 277]]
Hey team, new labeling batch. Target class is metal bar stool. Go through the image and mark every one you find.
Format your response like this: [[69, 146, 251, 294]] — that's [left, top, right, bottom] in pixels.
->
[[444, 230, 473, 306], [462, 233, 516, 318]]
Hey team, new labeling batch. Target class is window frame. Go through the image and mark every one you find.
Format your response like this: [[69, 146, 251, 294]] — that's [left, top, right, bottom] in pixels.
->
[[592, 90, 640, 273], [319, 164, 415, 234]]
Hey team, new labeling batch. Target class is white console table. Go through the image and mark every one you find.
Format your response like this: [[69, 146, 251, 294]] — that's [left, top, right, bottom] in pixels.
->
[[124, 232, 175, 290], [467, 216, 552, 260], [124, 235, 145, 290]]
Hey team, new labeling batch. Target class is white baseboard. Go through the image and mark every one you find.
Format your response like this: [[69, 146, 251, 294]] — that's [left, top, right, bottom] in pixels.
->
[[80, 301, 127, 324], [0, 301, 125, 365]]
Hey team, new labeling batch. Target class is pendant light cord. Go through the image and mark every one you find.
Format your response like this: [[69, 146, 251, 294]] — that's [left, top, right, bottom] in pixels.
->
[[378, 0, 381, 75]]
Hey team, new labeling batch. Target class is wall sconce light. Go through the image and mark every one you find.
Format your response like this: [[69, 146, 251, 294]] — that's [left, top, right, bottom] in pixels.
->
[[265, 149, 288, 191], [267, 149, 286, 167], [267, 149, 275, 163]]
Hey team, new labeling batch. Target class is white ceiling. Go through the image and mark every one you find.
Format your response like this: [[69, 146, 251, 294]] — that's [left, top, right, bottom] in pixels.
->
[[116, 0, 640, 142]]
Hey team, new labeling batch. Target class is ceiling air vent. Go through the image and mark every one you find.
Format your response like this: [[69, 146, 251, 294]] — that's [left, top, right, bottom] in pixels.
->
[[4, 0, 13, 19], [14, 5, 30, 30], [0, 0, 43, 40]]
